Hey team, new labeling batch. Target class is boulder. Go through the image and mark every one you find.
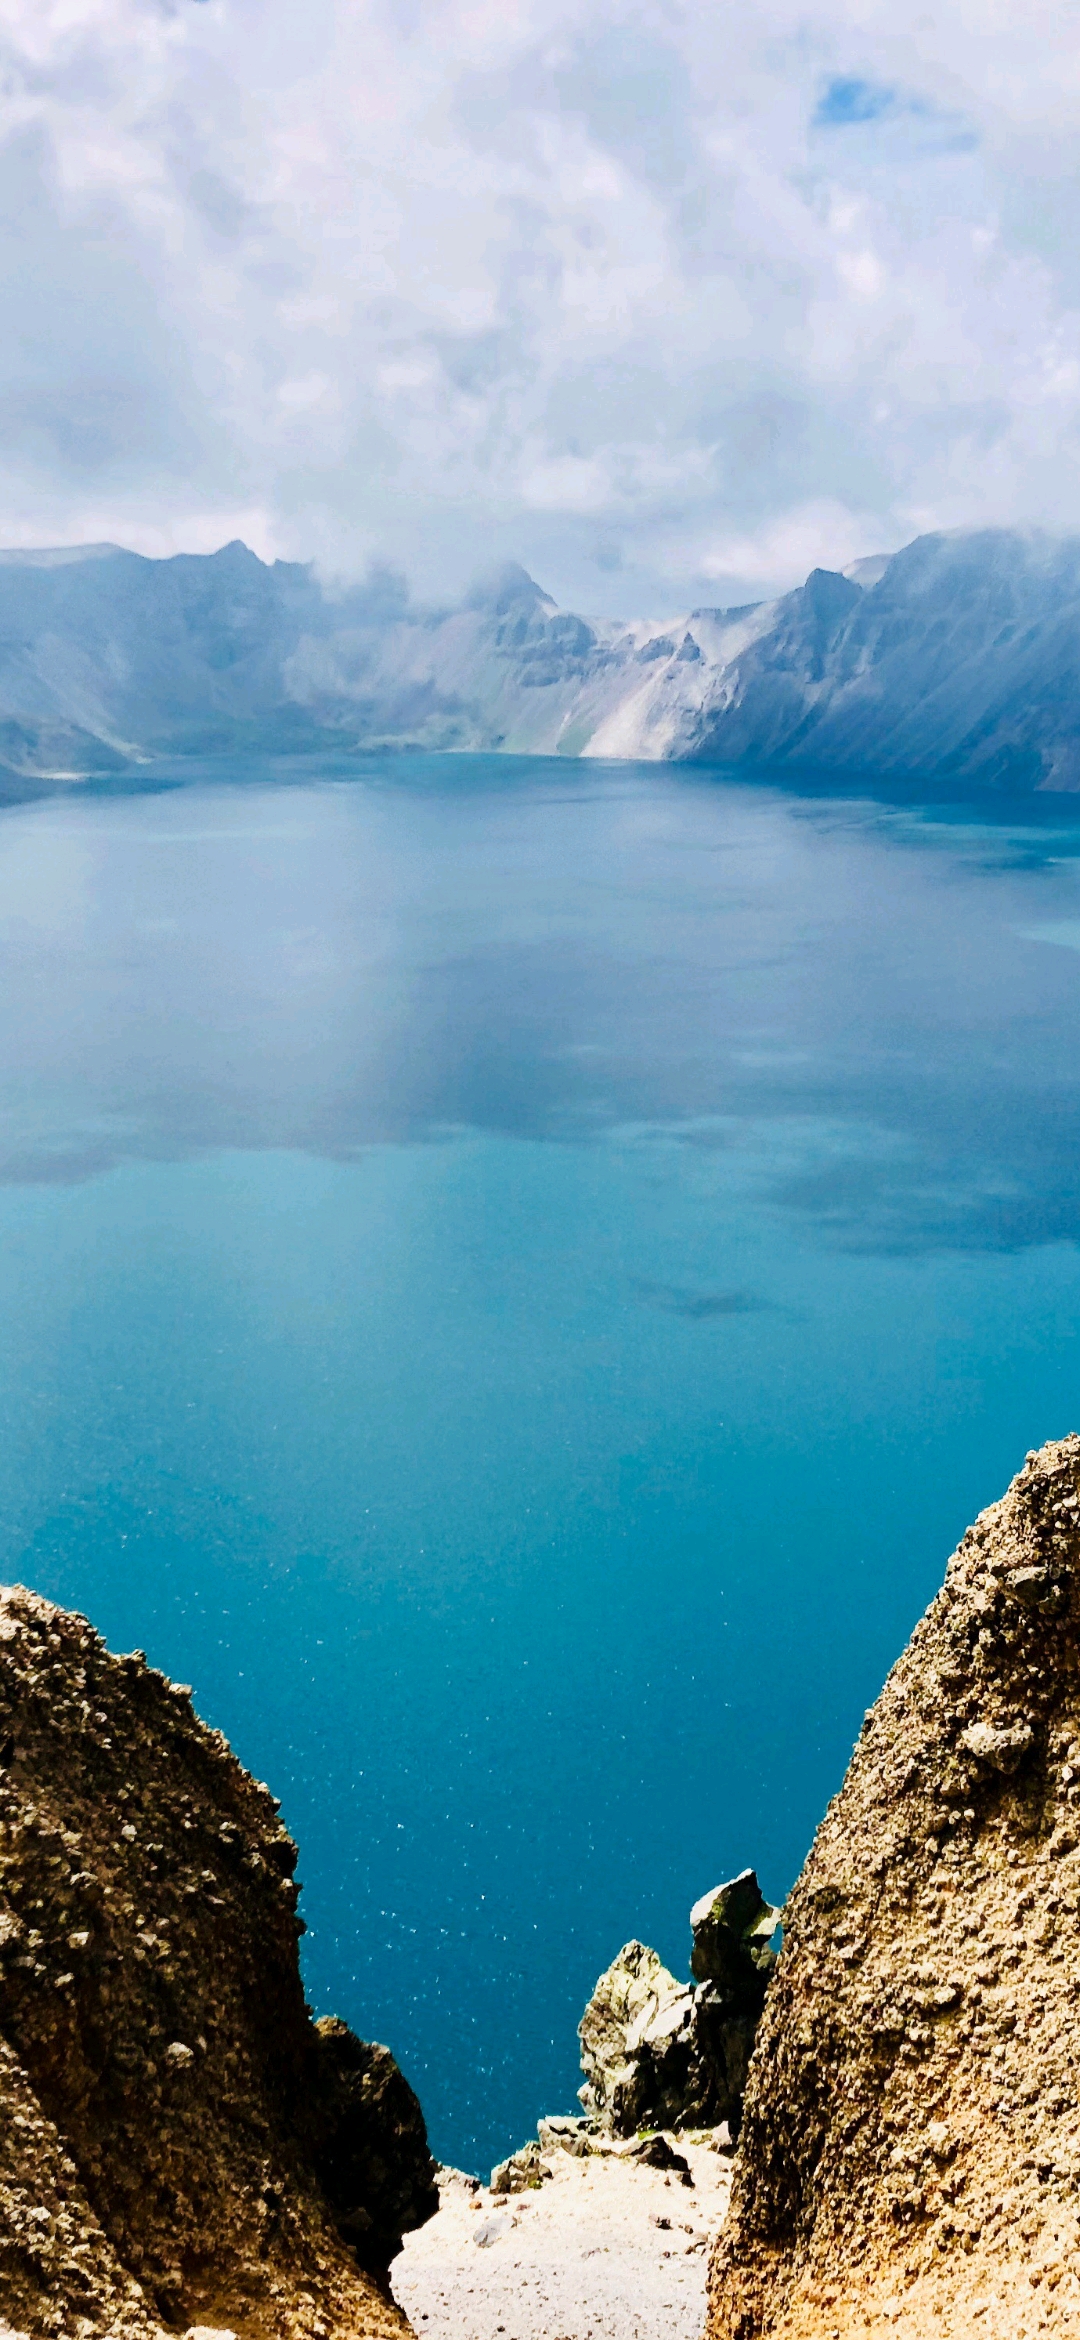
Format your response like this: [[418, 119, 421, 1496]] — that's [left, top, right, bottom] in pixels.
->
[[0, 1582, 433, 2338], [624, 2133, 694, 2180], [708, 1436, 1080, 2340], [690, 1870, 780, 1997]]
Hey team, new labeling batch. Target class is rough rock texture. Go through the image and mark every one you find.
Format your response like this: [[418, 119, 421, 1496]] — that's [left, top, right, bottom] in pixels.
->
[[579, 1874, 778, 2139], [709, 1436, 1080, 2340], [0, 1582, 434, 2340], [579, 1942, 700, 2137], [689, 1874, 780, 2137], [690, 1874, 780, 1995], [490, 2120, 697, 2197], [489, 2143, 551, 2196]]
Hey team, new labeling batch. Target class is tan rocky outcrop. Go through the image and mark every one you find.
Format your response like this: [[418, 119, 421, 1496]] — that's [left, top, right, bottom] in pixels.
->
[[708, 1435, 1080, 2340], [0, 1583, 432, 2340]]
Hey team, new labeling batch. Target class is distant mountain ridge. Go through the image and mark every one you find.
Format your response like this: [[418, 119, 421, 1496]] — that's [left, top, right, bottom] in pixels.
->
[[3, 526, 1080, 791]]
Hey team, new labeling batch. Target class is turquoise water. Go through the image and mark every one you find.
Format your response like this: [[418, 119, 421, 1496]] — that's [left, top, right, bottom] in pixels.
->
[[4, 753, 1080, 2171]]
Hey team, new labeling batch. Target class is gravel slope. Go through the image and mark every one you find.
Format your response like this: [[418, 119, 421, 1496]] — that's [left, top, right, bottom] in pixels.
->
[[393, 2134, 731, 2340]]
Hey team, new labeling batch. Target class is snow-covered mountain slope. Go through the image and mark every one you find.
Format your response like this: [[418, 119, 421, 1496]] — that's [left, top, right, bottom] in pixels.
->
[[4, 526, 1080, 790]]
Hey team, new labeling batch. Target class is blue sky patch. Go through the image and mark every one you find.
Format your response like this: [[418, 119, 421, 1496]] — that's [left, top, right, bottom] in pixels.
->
[[815, 76, 897, 127]]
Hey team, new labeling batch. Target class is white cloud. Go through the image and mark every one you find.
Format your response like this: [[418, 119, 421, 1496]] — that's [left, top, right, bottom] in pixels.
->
[[697, 500, 888, 588], [0, 0, 1079, 609]]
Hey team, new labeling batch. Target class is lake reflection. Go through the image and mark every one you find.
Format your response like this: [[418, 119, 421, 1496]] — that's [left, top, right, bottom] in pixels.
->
[[3, 757, 1080, 1252]]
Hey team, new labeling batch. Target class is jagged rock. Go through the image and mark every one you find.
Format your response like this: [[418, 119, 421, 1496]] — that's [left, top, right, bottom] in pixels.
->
[[690, 1871, 780, 2137], [690, 1871, 780, 1995], [708, 1435, 1080, 2340], [578, 1940, 704, 2136], [0, 1582, 434, 2339], [489, 2144, 551, 2194], [578, 1877, 779, 2142]]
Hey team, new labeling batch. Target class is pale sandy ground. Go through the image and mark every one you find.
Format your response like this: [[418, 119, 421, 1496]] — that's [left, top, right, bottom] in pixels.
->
[[392, 2134, 732, 2340]]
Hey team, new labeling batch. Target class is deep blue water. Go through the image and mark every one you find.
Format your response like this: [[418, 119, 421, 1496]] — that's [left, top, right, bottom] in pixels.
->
[[4, 752, 1080, 2173]]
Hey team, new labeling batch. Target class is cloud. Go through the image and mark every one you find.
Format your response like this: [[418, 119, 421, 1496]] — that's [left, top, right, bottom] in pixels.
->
[[696, 499, 888, 591], [0, 0, 1078, 610]]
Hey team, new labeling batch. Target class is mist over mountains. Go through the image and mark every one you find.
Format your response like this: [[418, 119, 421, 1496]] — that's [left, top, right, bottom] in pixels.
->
[[4, 526, 1080, 793]]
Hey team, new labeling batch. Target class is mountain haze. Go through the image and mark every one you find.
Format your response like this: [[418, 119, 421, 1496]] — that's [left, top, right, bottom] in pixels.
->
[[3, 528, 1080, 791]]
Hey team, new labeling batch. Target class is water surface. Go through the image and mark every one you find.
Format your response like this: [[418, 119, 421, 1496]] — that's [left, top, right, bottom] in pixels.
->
[[3, 752, 1080, 2170]]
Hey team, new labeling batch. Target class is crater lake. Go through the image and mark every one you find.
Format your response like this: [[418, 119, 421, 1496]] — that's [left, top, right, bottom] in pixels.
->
[[3, 751, 1080, 2170]]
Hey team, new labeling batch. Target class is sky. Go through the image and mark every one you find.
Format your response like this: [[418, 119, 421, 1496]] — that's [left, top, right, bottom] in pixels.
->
[[2, 0, 1080, 612]]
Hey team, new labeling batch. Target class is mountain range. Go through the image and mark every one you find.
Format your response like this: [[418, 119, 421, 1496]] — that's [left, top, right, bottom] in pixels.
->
[[4, 525, 1080, 792]]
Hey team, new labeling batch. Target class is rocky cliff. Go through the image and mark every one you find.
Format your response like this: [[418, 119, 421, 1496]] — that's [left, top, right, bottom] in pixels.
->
[[7, 527, 1080, 791], [577, 1873, 779, 2141], [0, 1583, 436, 2340], [708, 1435, 1080, 2340]]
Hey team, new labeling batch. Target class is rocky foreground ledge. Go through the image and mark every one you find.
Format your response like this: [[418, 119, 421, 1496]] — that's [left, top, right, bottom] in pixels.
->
[[9, 1438, 1080, 2340], [0, 1585, 437, 2340], [710, 1435, 1080, 2340], [398, 1434, 1080, 2340]]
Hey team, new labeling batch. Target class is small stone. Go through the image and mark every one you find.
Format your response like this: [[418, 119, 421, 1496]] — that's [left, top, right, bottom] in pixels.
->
[[960, 1722, 1035, 1774], [473, 2213, 513, 2248], [626, 2133, 692, 2176]]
